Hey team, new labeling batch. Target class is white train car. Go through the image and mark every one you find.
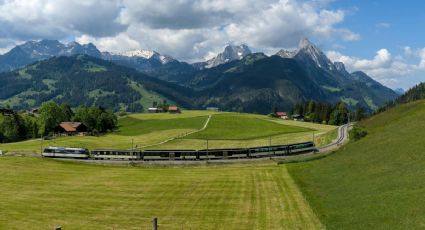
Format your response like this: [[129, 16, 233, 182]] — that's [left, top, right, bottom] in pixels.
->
[[91, 149, 140, 160], [42, 147, 89, 159]]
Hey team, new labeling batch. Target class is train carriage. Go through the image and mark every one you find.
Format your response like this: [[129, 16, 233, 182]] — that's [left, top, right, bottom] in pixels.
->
[[249, 146, 274, 158], [288, 142, 316, 155], [91, 149, 141, 160], [142, 150, 198, 160]]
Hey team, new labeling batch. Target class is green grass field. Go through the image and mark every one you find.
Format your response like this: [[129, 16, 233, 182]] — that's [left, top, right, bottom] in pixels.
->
[[117, 116, 207, 136], [288, 100, 425, 229], [186, 114, 311, 140], [0, 157, 323, 229], [0, 111, 337, 153]]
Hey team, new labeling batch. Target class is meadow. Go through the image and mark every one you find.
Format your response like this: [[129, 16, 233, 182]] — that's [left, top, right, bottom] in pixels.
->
[[288, 100, 425, 229], [0, 110, 337, 153], [186, 113, 311, 140], [0, 157, 323, 229]]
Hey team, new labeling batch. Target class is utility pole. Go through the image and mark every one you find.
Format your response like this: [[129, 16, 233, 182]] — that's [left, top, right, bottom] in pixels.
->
[[206, 138, 209, 160], [40, 135, 43, 154], [269, 136, 272, 154], [348, 112, 351, 125]]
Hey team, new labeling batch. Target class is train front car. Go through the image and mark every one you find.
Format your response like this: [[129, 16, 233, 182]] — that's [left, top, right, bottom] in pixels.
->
[[42, 147, 90, 159]]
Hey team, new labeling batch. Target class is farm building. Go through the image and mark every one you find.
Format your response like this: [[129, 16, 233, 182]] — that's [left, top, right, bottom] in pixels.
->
[[168, 106, 181, 114], [276, 112, 288, 119], [148, 107, 164, 113], [54, 122, 88, 136], [292, 114, 304, 121]]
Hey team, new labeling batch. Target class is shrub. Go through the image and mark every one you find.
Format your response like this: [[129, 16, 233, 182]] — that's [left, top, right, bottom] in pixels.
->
[[350, 126, 368, 141]]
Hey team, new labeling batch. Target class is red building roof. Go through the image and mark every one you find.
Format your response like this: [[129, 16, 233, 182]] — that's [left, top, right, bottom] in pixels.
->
[[168, 106, 179, 111], [276, 112, 287, 116], [58, 122, 85, 132]]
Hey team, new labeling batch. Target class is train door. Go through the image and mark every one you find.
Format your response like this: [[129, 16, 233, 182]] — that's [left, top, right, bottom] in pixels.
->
[[170, 152, 175, 161]]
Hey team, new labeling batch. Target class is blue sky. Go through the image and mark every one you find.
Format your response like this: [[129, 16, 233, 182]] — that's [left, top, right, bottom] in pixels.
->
[[0, 0, 423, 89], [320, 0, 425, 89], [328, 0, 424, 56]]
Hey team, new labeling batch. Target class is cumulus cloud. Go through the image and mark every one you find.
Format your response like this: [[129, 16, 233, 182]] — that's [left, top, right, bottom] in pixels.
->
[[0, 0, 125, 40], [327, 48, 425, 89], [0, 0, 359, 61]]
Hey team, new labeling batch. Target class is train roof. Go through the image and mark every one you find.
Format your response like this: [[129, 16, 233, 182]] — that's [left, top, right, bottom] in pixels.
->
[[92, 149, 140, 152], [45, 146, 87, 151], [143, 149, 197, 152]]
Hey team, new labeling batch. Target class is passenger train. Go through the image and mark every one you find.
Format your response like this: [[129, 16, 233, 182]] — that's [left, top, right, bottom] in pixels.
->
[[42, 141, 316, 161]]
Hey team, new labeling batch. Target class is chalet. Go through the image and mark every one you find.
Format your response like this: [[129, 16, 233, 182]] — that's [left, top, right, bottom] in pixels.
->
[[292, 114, 304, 121], [54, 122, 88, 136], [168, 106, 181, 114], [276, 112, 288, 119], [148, 107, 164, 113]]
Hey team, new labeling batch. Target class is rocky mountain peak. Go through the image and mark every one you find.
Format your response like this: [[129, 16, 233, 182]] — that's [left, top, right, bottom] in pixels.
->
[[203, 44, 252, 68], [275, 38, 335, 71]]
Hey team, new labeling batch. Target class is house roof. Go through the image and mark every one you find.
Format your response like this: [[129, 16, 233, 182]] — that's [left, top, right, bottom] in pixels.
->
[[58, 122, 84, 132], [168, 106, 179, 111], [276, 112, 287, 116]]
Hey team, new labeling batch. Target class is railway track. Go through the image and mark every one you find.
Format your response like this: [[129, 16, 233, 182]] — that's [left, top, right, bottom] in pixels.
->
[[318, 123, 349, 152]]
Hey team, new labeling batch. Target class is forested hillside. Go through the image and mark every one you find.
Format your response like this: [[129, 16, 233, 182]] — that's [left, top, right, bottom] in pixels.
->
[[0, 55, 193, 111]]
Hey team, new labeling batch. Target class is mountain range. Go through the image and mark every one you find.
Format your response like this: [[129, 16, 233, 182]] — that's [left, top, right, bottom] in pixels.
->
[[0, 38, 399, 113]]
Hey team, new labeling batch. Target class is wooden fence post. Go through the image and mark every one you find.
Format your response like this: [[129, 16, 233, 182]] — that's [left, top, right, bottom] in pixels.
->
[[152, 217, 158, 230]]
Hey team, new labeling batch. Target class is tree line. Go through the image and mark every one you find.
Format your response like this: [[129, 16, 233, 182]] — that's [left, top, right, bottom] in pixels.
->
[[0, 101, 117, 143], [375, 82, 424, 114], [272, 101, 366, 125]]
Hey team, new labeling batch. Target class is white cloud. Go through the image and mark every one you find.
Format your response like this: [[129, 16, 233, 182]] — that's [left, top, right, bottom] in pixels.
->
[[0, 0, 125, 40], [375, 22, 391, 29], [327, 48, 425, 89], [0, 0, 359, 61]]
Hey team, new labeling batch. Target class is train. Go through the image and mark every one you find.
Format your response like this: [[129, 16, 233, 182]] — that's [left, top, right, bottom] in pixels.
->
[[41, 147, 90, 159], [42, 141, 317, 161]]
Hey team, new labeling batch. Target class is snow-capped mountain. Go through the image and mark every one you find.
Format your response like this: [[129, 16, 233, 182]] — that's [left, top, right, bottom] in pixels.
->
[[194, 44, 252, 69], [107, 50, 175, 65], [0, 40, 102, 72]]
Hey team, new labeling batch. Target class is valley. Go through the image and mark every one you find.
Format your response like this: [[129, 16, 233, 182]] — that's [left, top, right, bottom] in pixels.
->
[[0, 110, 336, 153]]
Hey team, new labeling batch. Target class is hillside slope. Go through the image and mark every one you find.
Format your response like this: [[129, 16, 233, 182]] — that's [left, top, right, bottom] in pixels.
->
[[169, 40, 398, 113], [288, 100, 425, 229], [0, 55, 193, 111]]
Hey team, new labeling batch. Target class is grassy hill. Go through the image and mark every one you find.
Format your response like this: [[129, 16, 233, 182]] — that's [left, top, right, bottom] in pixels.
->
[[186, 114, 311, 140], [0, 55, 192, 112], [0, 157, 323, 229], [288, 100, 425, 229], [0, 111, 336, 153]]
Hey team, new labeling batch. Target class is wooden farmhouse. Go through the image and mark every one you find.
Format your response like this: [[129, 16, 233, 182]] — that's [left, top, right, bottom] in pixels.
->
[[54, 122, 88, 136]]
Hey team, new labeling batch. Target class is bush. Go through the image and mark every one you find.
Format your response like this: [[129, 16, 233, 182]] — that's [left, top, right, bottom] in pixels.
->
[[350, 126, 368, 141]]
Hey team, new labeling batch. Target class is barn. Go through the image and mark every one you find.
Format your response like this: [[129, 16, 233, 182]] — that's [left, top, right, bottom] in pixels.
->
[[54, 122, 88, 136]]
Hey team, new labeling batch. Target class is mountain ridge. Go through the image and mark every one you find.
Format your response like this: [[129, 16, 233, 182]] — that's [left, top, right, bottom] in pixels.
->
[[0, 39, 399, 113]]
